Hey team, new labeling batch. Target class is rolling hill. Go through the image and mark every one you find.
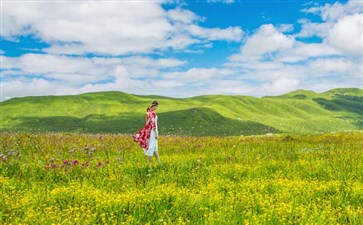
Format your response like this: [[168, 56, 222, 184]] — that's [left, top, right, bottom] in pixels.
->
[[0, 88, 362, 136]]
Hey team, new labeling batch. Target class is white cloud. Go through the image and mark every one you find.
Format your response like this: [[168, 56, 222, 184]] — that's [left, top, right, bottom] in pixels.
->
[[167, 8, 202, 24], [298, 0, 363, 46], [309, 58, 353, 74], [2, 54, 112, 84], [276, 24, 294, 33], [188, 25, 243, 41], [308, 58, 363, 82], [296, 20, 333, 38], [166, 8, 243, 42], [298, 14, 363, 56], [302, 2, 345, 21], [301, 1, 315, 7], [2, 53, 237, 100], [1, 64, 146, 100], [0, 53, 192, 100], [328, 13, 363, 56], [1, 55, 17, 69], [2, 1, 242, 56], [243, 65, 307, 83], [306, 1, 363, 22], [81, 66, 240, 98], [190, 80, 254, 96], [153, 80, 185, 89], [112, 56, 187, 79], [1, 78, 74, 101], [225, 0, 362, 96], [234, 24, 294, 61], [276, 42, 341, 63], [73, 65, 144, 95], [163, 67, 235, 82], [225, 25, 360, 96], [155, 58, 187, 68], [262, 78, 300, 95]]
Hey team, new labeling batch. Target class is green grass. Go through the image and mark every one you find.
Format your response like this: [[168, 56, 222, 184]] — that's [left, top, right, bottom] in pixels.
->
[[1, 131, 363, 224], [1, 88, 362, 135]]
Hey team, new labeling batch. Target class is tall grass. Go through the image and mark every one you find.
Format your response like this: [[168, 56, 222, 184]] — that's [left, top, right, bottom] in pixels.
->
[[1, 132, 363, 224]]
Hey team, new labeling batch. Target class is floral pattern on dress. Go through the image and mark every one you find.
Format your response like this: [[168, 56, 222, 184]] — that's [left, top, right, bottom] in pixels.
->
[[132, 110, 156, 151]]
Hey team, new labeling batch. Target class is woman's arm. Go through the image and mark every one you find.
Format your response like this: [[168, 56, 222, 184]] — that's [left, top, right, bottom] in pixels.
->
[[149, 113, 157, 139]]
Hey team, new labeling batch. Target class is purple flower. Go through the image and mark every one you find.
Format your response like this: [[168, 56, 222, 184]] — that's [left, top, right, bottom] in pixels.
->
[[51, 163, 59, 169], [63, 160, 69, 166]]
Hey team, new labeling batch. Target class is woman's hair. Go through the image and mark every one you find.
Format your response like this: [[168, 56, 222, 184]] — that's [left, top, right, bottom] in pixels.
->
[[146, 100, 159, 112]]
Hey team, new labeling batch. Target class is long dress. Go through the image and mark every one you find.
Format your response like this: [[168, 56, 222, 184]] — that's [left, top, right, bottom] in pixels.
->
[[132, 110, 158, 156]]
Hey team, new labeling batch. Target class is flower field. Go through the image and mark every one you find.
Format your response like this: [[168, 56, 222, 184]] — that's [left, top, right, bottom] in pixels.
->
[[1, 132, 363, 224]]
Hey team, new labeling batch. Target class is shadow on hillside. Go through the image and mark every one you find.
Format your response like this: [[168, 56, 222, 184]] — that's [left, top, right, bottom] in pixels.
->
[[157, 107, 280, 136], [6, 113, 145, 134], [313, 95, 363, 115], [354, 120, 363, 129], [335, 116, 363, 129], [6, 108, 280, 136]]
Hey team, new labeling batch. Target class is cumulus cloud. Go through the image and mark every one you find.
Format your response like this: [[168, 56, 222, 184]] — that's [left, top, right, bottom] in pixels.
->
[[118, 56, 187, 69], [302, 1, 363, 22], [167, 8, 202, 24], [2, 2, 172, 55], [163, 67, 235, 82], [225, 0, 362, 96], [327, 14, 363, 56], [262, 78, 300, 95], [276, 42, 341, 63], [2, 54, 112, 84], [276, 24, 294, 33], [0, 54, 191, 100], [295, 20, 332, 38], [230, 24, 294, 62], [298, 0, 363, 57], [1, 79, 74, 101], [187, 25, 243, 41], [2, 1, 243, 56], [298, 13, 363, 56], [309, 58, 353, 74]]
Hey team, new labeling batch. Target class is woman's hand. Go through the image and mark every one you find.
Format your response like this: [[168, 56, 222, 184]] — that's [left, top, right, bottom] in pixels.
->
[[154, 131, 158, 139], [153, 128, 158, 139]]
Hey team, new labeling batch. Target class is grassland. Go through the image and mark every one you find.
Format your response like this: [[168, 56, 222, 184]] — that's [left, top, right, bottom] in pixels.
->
[[0, 88, 362, 136], [1, 131, 363, 224]]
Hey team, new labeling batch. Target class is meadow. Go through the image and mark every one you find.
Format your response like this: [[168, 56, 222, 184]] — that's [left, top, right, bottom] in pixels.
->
[[1, 131, 363, 224]]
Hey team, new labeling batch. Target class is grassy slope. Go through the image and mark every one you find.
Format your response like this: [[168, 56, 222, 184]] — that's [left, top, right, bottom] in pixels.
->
[[0, 88, 362, 136]]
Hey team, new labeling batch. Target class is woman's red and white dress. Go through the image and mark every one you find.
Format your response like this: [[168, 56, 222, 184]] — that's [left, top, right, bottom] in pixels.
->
[[132, 110, 158, 156]]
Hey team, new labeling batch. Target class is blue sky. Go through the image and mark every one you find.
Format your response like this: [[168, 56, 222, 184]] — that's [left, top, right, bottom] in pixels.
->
[[1, 0, 362, 101]]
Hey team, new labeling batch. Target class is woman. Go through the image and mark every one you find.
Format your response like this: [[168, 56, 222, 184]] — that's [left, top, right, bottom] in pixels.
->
[[133, 100, 162, 168]]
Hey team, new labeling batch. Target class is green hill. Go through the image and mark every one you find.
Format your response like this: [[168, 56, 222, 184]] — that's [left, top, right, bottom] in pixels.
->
[[1, 88, 362, 136]]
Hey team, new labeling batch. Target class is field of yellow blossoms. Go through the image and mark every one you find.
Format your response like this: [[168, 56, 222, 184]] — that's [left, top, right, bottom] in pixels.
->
[[1, 132, 363, 224]]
